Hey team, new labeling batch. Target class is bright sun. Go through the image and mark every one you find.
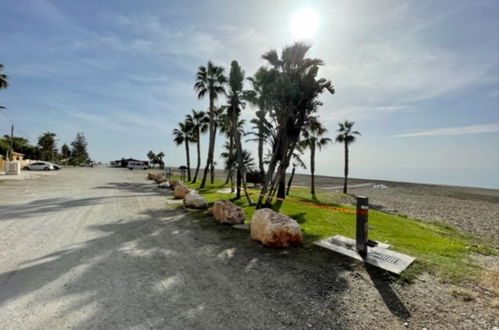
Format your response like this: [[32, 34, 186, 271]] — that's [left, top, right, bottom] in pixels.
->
[[290, 8, 320, 40]]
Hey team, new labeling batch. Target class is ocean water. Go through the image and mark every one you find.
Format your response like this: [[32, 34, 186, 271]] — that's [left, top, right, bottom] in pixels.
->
[[331, 167, 499, 189]]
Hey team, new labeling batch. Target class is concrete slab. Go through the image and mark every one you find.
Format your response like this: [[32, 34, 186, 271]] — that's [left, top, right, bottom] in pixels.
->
[[314, 235, 415, 274]]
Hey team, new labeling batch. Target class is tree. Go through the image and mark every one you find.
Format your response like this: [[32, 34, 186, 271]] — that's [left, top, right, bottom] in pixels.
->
[[0, 64, 8, 89], [0, 135, 40, 160], [335, 121, 360, 194], [186, 110, 209, 183], [256, 42, 335, 208], [70, 132, 89, 165], [286, 147, 306, 195], [38, 132, 57, 162], [246, 67, 273, 178], [173, 121, 193, 181], [194, 61, 227, 188], [227, 60, 253, 203], [301, 118, 332, 195], [61, 144, 71, 159], [218, 112, 245, 191], [0, 64, 8, 113], [220, 143, 256, 191], [154, 152, 165, 169], [147, 150, 155, 166]]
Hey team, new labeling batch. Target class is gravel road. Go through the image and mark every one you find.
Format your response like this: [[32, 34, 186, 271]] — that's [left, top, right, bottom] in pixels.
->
[[0, 167, 497, 329]]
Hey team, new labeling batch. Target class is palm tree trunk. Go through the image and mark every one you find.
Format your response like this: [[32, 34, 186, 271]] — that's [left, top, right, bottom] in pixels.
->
[[311, 144, 316, 195], [277, 172, 286, 199], [236, 169, 241, 199], [185, 139, 191, 181], [200, 96, 215, 189], [286, 166, 296, 195], [211, 124, 217, 184], [192, 130, 201, 183], [230, 105, 252, 204], [226, 135, 234, 187], [258, 132, 264, 178], [343, 142, 349, 194]]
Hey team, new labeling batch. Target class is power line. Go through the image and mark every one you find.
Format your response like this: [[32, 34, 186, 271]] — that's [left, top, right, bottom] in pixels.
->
[[0, 110, 35, 142]]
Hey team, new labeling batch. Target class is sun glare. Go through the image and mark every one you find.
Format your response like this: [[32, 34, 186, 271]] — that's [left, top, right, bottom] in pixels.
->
[[290, 7, 320, 40]]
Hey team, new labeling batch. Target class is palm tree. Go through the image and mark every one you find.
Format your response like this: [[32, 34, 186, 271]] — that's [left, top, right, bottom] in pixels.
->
[[301, 118, 332, 195], [246, 67, 272, 178], [221, 143, 255, 183], [211, 105, 226, 183], [194, 61, 227, 188], [173, 121, 193, 181], [1, 64, 9, 110], [0, 64, 8, 90], [256, 42, 335, 208], [227, 60, 253, 203], [186, 110, 209, 183], [336, 121, 361, 194], [219, 114, 245, 190], [286, 147, 306, 195], [147, 150, 155, 166]]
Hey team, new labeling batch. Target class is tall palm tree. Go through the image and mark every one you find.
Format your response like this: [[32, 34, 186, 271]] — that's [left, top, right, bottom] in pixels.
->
[[186, 110, 209, 183], [219, 114, 245, 190], [0, 64, 8, 89], [211, 105, 226, 183], [301, 118, 332, 195], [227, 60, 253, 203], [246, 67, 272, 178], [173, 121, 193, 181], [194, 61, 227, 188], [336, 120, 360, 194]]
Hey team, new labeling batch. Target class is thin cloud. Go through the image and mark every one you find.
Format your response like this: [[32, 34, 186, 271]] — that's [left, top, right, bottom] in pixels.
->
[[393, 123, 499, 137]]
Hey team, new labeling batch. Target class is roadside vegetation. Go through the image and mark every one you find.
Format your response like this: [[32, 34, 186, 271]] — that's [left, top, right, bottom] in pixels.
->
[[0, 130, 90, 165], [165, 175, 498, 285], [165, 43, 498, 287], [173, 42, 357, 206]]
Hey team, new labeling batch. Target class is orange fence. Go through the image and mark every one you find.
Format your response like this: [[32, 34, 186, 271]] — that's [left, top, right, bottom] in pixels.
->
[[247, 191, 367, 215]]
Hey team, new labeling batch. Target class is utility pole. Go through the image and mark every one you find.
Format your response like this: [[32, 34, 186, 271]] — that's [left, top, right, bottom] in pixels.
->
[[9, 124, 13, 161]]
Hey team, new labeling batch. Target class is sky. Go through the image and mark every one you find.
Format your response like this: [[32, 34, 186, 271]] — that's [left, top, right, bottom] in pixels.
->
[[0, 0, 498, 188]]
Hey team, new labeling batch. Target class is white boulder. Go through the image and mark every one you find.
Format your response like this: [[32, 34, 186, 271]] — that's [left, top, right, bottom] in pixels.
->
[[158, 181, 170, 189], [183, 193, 208, 209]]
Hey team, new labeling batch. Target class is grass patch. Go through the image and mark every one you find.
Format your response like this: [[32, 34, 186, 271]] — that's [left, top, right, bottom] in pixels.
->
[[174, 176, 497, 283]]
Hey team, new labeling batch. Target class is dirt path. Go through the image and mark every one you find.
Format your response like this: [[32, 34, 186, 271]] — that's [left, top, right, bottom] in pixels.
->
[[0, 167, 497, 329]]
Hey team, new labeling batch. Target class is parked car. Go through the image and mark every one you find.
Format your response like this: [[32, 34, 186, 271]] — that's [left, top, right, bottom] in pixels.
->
[[23, 161, 56, 171], [127, 161, 148, 170]]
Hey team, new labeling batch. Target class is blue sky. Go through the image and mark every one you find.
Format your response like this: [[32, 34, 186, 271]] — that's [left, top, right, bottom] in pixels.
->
[[0, 0, 498, 188]]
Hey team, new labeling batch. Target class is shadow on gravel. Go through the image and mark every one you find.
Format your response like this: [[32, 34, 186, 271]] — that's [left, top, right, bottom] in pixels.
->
[[0, 197, 106, 221], [0, 195, 154, 222], [364, 265, 411, 320], [0, 205, 354, 329], [94, 181, 161, 195]]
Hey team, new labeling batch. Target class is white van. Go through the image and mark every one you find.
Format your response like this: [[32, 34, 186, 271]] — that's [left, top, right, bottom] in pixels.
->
[[127, 161, 148, 170]]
